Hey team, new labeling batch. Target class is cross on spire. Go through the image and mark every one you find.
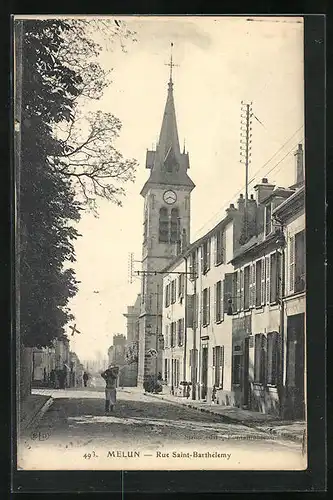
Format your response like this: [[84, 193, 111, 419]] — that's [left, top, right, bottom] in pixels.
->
[[165, 42, 179, 84]]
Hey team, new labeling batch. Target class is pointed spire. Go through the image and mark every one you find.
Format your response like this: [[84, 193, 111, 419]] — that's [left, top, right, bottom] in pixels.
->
[[157, 43, 181, 164], [140, 44, 195, 196]]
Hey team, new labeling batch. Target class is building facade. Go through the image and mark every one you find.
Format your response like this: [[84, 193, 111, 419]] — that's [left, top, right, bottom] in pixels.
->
[[162, 201, 244, 403], [137, 67, 195, 386], [274, 183, 305, 420], [123, 294, 140, 386]]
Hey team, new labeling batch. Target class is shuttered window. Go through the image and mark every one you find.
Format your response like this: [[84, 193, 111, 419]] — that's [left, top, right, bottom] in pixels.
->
[[165, 283, 171, 307], [215, 280, 223, 322], [265, 255, 271, 304], [295, 230, 306, 292], [270, 252, 278, 304], [236, 270, 241, 312], [164, 324, 169, 348], [224, 273, 234, 314], [213, 345, 224, 388], [289, 235, 295, 293], [215, 229, 225, 265], [203, 239, 211, 274], [244, 266, 250, 310], [170, 322, 176, 347], [202, 287, 210, 326], [178, 274, 185, 298]]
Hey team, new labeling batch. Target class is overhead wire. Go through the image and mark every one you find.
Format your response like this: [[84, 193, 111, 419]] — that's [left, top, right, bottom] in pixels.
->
[[191, 126, 304, 240]]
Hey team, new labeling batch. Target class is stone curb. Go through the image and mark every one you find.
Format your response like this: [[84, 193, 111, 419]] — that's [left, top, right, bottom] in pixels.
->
[[21, 396, 54, 434], [143, 392, 304, 443]]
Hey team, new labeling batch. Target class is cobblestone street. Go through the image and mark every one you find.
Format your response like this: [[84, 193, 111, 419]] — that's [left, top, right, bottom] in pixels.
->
[[18, 387, 306, 471]]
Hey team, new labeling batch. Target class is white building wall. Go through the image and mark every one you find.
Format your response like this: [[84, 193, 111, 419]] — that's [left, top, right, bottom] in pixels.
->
[[162, 259, 186, 395]]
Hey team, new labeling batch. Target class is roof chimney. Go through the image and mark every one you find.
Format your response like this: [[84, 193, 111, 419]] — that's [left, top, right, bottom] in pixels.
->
[[237, 193, 245, 212], [254, 178, 275, 204], [295, 143, 304, 184], [226, 203, 236, 215]]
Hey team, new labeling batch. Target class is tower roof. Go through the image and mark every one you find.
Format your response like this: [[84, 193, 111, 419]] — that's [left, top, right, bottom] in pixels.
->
[[141, 46, 195, 197]]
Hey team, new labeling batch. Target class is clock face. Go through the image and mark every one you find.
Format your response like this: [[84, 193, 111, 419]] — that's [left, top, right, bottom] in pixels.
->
[[163, 190, 177, 205]]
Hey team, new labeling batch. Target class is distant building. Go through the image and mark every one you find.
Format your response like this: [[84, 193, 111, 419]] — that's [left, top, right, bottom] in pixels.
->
[[123, 295, 140, 386], [31, 336, 83, 389]]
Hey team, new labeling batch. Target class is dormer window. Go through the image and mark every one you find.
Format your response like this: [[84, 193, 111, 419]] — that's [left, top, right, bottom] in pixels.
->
[[265, 203, 272, 236]]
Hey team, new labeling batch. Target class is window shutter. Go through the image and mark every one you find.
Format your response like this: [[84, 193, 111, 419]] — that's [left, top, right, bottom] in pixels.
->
[[207, 287, 210, 325], [214, 282, 217, 322], [223, 273, 233, 313], [165, 325, 169, 348], [261, 258, 265, 305], [252, 262, 257, 307], [222, 230, 226, 263], [213, 346, 216, 367], [249, 264, 253, 308], [289, 235, 295, 293], [200, 246, 204, 274], [276, 251, 281, 301], [236, 270, 241, 312], [266, 255, 270, 304], [240, 269, 244, 311], [200, 291, 203, 327], [220, 280, 224, 318], [207, 239, 211, 270]]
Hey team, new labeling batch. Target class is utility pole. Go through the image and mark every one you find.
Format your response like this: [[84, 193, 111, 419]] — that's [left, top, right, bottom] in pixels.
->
[[240, 101, 253, 239]]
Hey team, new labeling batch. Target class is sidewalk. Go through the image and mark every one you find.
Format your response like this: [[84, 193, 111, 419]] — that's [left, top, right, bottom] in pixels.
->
[[125, 387, 306, 443], [20, 393, 53, 434]]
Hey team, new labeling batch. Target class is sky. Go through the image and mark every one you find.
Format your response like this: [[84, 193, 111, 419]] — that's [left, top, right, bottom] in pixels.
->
[[65, 16, 304, 363]]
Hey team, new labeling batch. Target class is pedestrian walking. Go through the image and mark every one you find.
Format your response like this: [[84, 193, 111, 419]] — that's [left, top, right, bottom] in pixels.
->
[[101, 365, 120, 413], [83, 371, 89, 387]]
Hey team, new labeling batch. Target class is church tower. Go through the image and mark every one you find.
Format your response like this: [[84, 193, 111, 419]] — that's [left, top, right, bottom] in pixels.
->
[[137, 46, 195, 386]]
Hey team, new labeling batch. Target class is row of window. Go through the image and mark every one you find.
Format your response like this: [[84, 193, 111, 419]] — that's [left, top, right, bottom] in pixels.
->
[[188, 228, 226, 278], [232, 332, 279, 387], [165, 274, 185, 307], [164, 318, 185, 348], [196, 252, 281, 327]]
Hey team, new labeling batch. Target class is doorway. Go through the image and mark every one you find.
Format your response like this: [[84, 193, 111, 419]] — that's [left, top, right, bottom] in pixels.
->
[[286, 313, 305, 419], [201, 346, 208, 399], [243, 337, 250, 408]]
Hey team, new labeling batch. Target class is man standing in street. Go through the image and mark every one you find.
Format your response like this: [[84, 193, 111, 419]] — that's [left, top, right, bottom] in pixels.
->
[[83, 371, 89, 387], [101, 365, 120, 413]]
